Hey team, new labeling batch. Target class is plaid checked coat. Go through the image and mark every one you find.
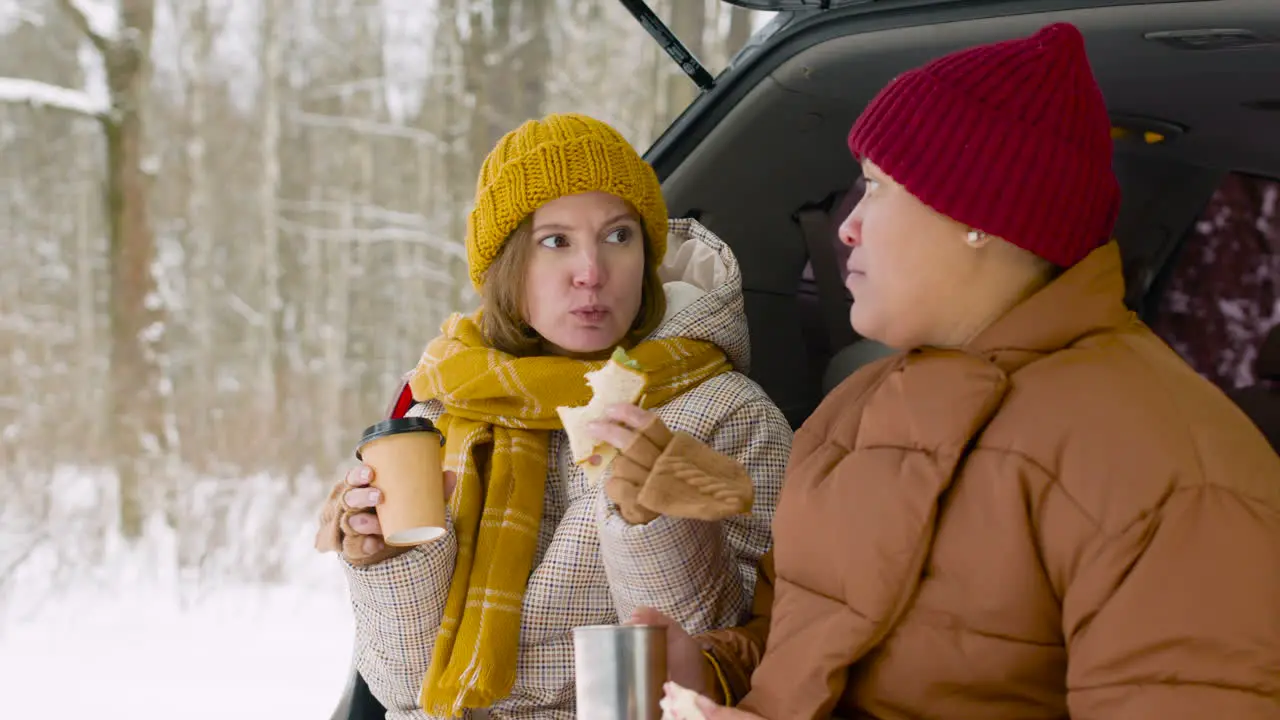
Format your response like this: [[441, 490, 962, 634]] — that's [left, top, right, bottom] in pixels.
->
[[341, 219, 792, 719]]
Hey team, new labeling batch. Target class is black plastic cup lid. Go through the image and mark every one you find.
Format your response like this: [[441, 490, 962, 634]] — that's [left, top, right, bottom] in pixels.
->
[[355, 417, 445, 460]]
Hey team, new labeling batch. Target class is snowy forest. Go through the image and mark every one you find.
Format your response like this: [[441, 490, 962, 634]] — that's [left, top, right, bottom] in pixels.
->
[[0, 1, 768, 716]]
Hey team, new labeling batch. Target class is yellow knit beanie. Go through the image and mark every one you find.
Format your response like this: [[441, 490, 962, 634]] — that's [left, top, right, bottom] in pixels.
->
[[466, 113, 669, 290]]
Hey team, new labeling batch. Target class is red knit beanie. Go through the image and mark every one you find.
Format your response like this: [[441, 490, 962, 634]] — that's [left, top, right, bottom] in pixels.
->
[[847, 22, 1120, 268]]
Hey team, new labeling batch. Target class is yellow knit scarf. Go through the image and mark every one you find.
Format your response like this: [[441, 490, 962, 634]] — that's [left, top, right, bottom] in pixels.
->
[[408, 312, 733, 717]]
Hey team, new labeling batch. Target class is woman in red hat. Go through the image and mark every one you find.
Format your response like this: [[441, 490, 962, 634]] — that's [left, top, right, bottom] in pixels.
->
[[645, 22, 1280, 720]]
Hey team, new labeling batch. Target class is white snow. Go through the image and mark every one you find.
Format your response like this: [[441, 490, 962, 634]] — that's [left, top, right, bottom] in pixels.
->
[[1, 467, 356, 720], [0, 77, 108, 117], [379, 0, 435, 124], [69, 0, 120, 42], [148, 0, 185, 103], [212, 0, 263, 114], [0, 0, 44, 34], [76, 39, 111, 115]]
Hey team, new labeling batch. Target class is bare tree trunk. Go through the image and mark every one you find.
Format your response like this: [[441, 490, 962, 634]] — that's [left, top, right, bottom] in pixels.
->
[[445, 0, 474, 309], [726, 6, 753, 63], [407, 138, 432, 344], [643, 3, 667, 144], [415, 2, 458, 357], [185, 0, 213, 463], [462, 0, 495, 173], [323, 201, 353, 470], [486, 0, 514, 140], [0, 187, 22, 471], [103, 0, 161, 539], [665, 0, 706, 121], [75, 175, 100, 462], [517, 0, 551, 121], [259, 0, 285, 444], [300, 182, 326, 470]]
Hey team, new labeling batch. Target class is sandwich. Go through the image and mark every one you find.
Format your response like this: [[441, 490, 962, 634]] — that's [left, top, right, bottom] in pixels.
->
[[659, 682, 708, 720], [556, 347, 647, 485]]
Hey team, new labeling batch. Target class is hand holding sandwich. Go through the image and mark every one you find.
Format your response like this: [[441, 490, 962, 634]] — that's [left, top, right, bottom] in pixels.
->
[[588, 404, 755, 525], [660, 682, 766, 720]]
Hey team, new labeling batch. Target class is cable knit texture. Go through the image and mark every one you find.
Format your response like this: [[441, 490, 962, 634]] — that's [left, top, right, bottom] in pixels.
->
[[467, 113, 668, 289], [847, 22, 1121, 268], [638, 432, 755, 521]]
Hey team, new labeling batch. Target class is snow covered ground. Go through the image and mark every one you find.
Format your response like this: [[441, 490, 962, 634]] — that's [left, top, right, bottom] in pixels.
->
[[1, 467, 355, 719]]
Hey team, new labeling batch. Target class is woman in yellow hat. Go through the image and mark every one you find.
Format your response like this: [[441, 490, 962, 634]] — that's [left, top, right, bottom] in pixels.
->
[[315, 113, 791, 719]]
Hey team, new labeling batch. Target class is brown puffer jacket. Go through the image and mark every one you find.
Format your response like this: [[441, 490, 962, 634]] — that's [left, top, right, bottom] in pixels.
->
[[701, 241, 1280, 719]]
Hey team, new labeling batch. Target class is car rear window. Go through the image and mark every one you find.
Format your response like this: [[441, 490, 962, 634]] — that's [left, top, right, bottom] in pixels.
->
[[1149, 172, 1280, 390]]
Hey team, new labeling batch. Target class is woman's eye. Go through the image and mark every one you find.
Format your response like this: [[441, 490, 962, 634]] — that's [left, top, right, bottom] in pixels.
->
[[604, 228, 631, 244], [863, 178, 881, 194], [538, 234, 567, 248]]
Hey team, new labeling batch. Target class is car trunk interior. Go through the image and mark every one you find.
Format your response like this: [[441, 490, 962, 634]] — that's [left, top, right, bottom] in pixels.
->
[[651, 0, 1280, 427]]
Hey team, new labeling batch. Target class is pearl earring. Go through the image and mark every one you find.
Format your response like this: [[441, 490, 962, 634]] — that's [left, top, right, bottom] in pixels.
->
[[966, 229, 986, 247]]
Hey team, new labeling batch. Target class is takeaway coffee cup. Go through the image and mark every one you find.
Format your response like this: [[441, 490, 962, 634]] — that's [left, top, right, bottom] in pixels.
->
[[355, 417, 447, 546], [573, 624, 667, 720]]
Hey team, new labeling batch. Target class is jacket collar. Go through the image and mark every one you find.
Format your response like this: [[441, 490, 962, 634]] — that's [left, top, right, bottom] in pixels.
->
[[965, 241, 1133, 370]]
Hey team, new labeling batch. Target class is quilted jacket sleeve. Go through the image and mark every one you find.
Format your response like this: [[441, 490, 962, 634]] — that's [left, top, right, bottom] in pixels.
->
[[1053, 484, 1280, 719], [343, 531, 457, 716], [596, 390, 791, 635], [696, 550, 777, 704]]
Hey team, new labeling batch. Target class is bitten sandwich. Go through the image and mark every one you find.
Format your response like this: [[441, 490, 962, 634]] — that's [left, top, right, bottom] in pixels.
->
[[556, 347, 647, 485]]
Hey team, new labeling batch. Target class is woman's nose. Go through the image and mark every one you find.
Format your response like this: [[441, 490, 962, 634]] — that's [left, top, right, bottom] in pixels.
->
[[837, 205, 863, 248], [572, 248, 604, 288]]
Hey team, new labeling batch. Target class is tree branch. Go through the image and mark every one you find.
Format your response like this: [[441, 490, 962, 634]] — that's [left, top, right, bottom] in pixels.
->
[[275, 217, 466, 260], [289, 108, 455, 151], [55, 0, 116, 55], [0, 77, 110, 119]]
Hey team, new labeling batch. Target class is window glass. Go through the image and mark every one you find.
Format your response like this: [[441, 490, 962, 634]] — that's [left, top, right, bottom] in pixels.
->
[[1149, 172, 1280, 389]]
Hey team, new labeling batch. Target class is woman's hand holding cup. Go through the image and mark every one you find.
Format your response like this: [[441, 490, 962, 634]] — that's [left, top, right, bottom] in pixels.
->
[[315, 463, 457, 567]]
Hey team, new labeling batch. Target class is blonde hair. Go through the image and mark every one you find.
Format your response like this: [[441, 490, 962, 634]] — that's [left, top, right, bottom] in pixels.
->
[[480, 219, 666, 357]]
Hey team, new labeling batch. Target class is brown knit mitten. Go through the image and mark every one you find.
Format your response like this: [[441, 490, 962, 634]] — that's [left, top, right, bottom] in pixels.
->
[[638, 432, 754, 521], [606, 414, 671, 524], [314, 478, 410, 567], [606, 414, 754, 524]]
